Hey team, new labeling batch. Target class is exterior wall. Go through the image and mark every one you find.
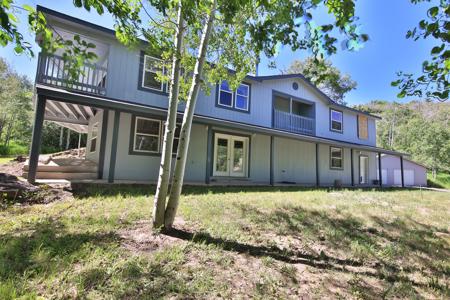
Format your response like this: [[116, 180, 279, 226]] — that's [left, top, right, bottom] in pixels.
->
[[273, 137, 316, 185], [109, 112, 207, 182], [380, 155, 427, 186]]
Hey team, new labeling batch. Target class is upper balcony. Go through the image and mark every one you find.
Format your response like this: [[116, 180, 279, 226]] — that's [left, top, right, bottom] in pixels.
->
[[272, 93, 315, 136], [36, 28, 109, 96]]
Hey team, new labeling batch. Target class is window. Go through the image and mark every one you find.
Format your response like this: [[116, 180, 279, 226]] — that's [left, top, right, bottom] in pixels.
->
[[357, 115, 368, 139], [172, 124, 181, 154], [90, 122, 98, 152], [142, 55, 164, 91], [330, 147, 343, 169], [133, 117, 161, 153], [217, 81, 250, 112], [330, 109, 343, 132]]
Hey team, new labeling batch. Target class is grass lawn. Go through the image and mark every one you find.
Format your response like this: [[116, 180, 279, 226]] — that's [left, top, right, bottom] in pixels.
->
[[0, 156, 14, 165], [428, 172, 450, 190], [1, 186, 449, 299]]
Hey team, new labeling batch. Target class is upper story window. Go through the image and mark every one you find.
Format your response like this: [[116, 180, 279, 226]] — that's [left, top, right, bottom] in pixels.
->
[[357, 114, 368, 140], [330, 108, 343, 133], [142, 55, 165, 92], [330, 147, 343, 169], [217, 81, 250, 112], [133, 117, 161, 153]]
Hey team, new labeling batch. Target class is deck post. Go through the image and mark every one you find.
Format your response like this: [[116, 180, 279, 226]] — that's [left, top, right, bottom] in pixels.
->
[[350, 149, 354, 186], [378, 152, 382, 187], [400, 155, 405, 187], [108, 110, 120, 183], [270, 136, 274, 186], [205, 125, 212, 184], [66, 128, 70, 149], [315, 143, 320, 187], [28, 95, 46, 184], [98, 109, 109, 179]]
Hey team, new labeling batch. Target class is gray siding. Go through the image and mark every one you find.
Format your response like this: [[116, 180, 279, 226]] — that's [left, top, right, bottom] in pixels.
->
[[380, 155, 427, 186], [86, 110, 103, 163]]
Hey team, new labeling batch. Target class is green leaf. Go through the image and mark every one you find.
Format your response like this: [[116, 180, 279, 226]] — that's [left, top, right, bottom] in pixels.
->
[[428, 6, 439, 18]]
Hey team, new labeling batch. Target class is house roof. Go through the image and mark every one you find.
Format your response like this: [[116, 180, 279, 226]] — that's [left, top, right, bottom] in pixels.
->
[[381, 154, 428, 169], [37, 5, 381, 121]]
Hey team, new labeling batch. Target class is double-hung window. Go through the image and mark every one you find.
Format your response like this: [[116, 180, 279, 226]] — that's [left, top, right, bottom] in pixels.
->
[[142, 55, 164, 91], [218, 81, 250, 112], [330, 109, 343, 132], [133, 117, 161, 153], [90, 122, 98, 152], [330, 147, 343, 169]]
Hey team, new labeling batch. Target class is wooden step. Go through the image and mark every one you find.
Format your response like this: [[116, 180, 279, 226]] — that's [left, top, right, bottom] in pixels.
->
[[23, 172, 98, 180], [23, 158, 98, 173]]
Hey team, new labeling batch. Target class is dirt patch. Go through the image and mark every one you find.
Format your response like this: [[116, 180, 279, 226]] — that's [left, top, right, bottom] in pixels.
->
[[118, 219, 187, 254], [0, 160, 25, 177]]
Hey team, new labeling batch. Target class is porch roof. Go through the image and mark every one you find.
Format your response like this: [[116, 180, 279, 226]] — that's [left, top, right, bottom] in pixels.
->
[[35, 84, 408, 157], [43, 98, 96, 133]]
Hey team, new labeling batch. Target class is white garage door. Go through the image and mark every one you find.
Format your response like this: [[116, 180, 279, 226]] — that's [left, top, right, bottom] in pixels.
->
[[394, 169, 415, 186]]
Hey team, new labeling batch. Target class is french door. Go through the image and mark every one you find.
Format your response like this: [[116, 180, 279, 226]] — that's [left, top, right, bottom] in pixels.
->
[[213, 133, 248, 177], [359, 155, 369, 184]]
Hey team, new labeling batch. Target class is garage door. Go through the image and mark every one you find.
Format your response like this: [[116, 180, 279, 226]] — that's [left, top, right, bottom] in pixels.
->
[[394, 169, 414, 186]]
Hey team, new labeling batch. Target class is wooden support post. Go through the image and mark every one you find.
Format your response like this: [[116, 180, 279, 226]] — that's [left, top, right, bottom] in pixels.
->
[[97, 109, 109, 179], [378, 152, 382, 187], [270, 136, 274, 186], [315, 143, 320, 187], [77, 133, 82, 157], [28, 95, 46, 184], [59, 126, 64, 149], [350, 149, 355, 186], [205, 125, 213, 184], [108, 110, 120, 183], [400, 155, 405, 188], [66, 128, 70, 149]]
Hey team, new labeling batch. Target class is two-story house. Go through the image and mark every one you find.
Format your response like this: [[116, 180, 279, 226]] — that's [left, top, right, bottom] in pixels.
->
[[26, 5, 410, 187]]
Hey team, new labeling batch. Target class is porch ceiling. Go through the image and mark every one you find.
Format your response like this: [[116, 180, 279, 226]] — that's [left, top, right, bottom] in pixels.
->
[[44, 99, 96, 133]]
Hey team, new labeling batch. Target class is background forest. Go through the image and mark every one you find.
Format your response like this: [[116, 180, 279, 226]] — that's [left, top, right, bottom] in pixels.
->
[[0, 57, 86, 156]]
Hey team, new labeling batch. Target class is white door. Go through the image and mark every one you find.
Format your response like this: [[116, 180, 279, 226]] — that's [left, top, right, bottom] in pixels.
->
[[213, 133, 248, 177], [359, 156, 369, 184], [394, 169, 414, 186], [382, 169, 387, 185]]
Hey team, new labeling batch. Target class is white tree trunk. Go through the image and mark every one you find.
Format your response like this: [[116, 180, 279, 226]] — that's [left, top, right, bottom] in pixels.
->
[[152, 2, 185, 229], [164, 0, 216, 228]]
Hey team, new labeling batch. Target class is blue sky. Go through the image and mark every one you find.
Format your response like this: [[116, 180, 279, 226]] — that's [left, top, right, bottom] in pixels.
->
[[0, 0, 436, 105]]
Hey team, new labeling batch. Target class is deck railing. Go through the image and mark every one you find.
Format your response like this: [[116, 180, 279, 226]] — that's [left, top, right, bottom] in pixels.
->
[[37, 53, 107, 96], [273, 109, 314, 135]]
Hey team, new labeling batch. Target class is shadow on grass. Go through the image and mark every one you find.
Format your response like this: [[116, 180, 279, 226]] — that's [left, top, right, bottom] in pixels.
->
[[71, 183, 417, 199], [163, 203, 449, 297]]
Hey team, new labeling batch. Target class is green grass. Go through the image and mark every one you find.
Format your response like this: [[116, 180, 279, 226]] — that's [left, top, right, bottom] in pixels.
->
[[428, 172, 450, 189], [1, 185, 449, 299], [0, 141, 27, 156], [0, 156, 14, 165]]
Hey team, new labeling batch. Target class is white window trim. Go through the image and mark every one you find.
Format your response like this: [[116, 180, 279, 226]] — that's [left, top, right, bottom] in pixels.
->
[[142, 55, 164, 92], [235, 83, 250, 111], [172, 123, 181, 154], [218, 82, 250, 112], [330, 146, 343, 169], [330, 109, 343, 133], [218, 82, 234, 108], [133, 116, 161, 153], [90, 122, 99, 153]]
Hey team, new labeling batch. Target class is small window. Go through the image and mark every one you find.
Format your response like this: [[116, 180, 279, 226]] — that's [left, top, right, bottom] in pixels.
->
[[235, 84, 249, 110], [90, 122, 98, 152], [358, 115, 368, 140], [330, 147, 343, 169], [133, 117, 161, 153], [218, 81, 233, 107], [330, 109, 343, 132], [172, 124, 181, 154], [142, 55, 164, 91], [217, 81, 250, 112]]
